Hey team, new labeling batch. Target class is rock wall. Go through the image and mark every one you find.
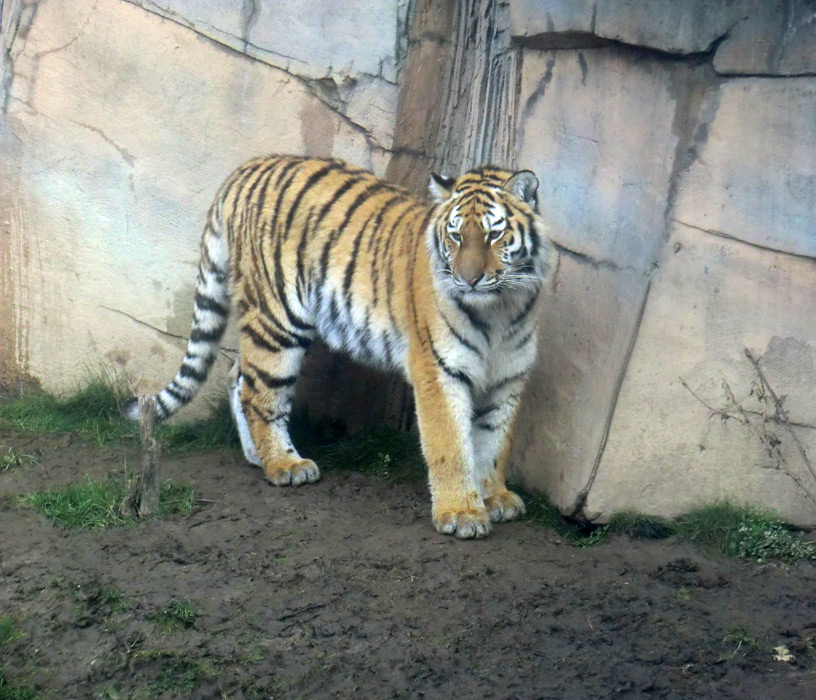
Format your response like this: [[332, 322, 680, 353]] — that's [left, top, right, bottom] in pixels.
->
[[0, 0, 405, 427], [509, 0, 816, 527]]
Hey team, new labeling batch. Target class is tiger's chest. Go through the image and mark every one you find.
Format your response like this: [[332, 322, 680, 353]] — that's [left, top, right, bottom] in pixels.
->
[[426, 292, 540, 394]]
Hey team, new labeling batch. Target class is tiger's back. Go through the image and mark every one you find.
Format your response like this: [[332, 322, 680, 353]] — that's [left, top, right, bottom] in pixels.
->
[[222, 156, 428, 374], [128, 154, 550, 539]]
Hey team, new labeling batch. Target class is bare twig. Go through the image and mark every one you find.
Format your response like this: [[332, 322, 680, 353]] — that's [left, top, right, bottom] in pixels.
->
[[277, 603, 327, 621], [137, 395, 160, 517], [723, 370, 816, 508], [681, 367, 816, 508], [721, 380, 775, 453], [679, 377, 746, 423]]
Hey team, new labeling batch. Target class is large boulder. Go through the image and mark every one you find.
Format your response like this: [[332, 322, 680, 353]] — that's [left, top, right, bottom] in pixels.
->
[[511, 47, 683, 513]]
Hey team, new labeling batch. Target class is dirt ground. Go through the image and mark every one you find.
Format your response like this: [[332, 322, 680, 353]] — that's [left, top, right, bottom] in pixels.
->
[[1, 427, 815, 700]]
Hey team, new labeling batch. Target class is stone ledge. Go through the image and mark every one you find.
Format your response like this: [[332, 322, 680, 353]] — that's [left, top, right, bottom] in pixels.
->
[[510, 0, 742, 55], [510, 0, 816, 75]]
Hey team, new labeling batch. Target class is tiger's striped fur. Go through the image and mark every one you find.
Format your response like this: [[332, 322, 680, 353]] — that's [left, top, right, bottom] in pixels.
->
[[125, 155, 550, 539]]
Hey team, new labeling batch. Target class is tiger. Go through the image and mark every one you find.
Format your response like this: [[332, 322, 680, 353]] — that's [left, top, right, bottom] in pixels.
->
[[125, 155, 550, 539]]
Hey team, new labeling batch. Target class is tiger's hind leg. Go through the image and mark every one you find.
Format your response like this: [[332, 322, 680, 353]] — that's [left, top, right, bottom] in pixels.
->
[[228, 360, 261, 467], [239, 334, 319, 487]]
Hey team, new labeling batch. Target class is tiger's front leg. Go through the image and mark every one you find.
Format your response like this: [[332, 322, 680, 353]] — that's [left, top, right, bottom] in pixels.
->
[[409, 348, 491, 539], [471, 390, 527, 523]]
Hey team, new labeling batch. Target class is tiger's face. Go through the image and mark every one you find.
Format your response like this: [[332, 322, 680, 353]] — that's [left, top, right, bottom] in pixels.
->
[[428, 167, 548, 304]]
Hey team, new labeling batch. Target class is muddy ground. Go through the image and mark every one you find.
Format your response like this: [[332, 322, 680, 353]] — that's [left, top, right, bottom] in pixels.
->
[[1, 427, 815, 699]]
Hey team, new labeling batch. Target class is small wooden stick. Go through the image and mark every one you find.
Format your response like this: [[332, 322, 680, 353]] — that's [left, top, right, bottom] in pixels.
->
[[137, 395, 160, 517], [120, 395, 161, 518]]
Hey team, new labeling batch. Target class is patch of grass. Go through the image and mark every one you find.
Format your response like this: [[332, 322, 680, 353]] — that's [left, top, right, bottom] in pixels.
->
[[131, 649, 218, 698], [676, 501, 816, 563], [70, 581, 130, 617], [719, 626, 761, 661], [0, 448, 38, 472], [522, 491, 607, 545], [0, 380, 135, 446], [0, 381, 238, 452], [154, 599, 198, 633], [523, 496, 815, 562], [24, 475, 195, 529], [157, 398, 239, 452], [607, 510, 674, 539], [522, 492, 569, 531], [0, 671, 37, 700], [572, 527, 609, 548], [0, 620, 36, 700], [0, 619, 22, 649], [293, 411, 426, 484]]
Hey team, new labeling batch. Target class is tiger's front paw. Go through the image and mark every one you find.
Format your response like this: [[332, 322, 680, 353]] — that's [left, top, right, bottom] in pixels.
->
[[484, 490, 526, 523], [433, 507, 492, 539], [264, 458, 321, 487]]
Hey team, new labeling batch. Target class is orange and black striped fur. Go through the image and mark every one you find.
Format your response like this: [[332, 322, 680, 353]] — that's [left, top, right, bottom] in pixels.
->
[[125, 155, 550, 538]]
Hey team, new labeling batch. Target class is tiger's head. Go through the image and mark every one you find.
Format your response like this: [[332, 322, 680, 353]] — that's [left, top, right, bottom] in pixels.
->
[[427, 166, 549, 304]]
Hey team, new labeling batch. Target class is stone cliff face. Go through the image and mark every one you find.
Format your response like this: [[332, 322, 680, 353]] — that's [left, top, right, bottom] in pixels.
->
[[2, 0, 815, 524], [505, 0, 816, 526]]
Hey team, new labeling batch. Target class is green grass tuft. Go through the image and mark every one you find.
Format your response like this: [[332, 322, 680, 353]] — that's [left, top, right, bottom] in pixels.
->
[[522, 492, 573, 532], [676, 501, 816, 563], [0, 619, 22, 650], [70, 581, 130, 617], [24, 475, 195, 530], [0, 448, 38, 472], [291, 411, 426, 484], [0, 381, 239, 452], [130, 649, 219, 698], [522, 498, 815, 562], [154, 599, 198, 633], [521, 491, 606, 545], [607, 510, 674, 539], [312, 427, 426, 483], [0, 671, 37, 700], [157, 398, 240, 452], [0, 618, 35, 700], [0, 380, 134, 445]]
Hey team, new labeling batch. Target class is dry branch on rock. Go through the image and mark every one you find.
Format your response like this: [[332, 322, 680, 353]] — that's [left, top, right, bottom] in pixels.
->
[[680, 349, 816, 509]]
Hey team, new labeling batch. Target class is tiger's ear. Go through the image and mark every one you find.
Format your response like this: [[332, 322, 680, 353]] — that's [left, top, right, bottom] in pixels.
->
[[504, 170, 539, 206], [428, 172, 456, 203]]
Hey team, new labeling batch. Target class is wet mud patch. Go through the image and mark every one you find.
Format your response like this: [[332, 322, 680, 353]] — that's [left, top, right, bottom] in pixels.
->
[[1, 428, 815, 699]]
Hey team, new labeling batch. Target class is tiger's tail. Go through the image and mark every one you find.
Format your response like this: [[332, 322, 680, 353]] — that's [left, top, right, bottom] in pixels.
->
[[123, 205, 231, 422]]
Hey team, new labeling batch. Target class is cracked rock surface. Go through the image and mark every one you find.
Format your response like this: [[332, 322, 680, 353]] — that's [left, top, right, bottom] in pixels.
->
[[0, 0, 401, 413]]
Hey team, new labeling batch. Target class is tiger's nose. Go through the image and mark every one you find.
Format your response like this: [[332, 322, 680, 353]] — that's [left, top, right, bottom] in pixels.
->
[[464, 275, 482, 288]]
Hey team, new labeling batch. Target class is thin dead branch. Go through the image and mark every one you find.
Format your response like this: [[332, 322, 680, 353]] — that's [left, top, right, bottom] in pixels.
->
[[680, 354, 816, 509], [745, 348, 816, 487], [679, 377, 745, 423]]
